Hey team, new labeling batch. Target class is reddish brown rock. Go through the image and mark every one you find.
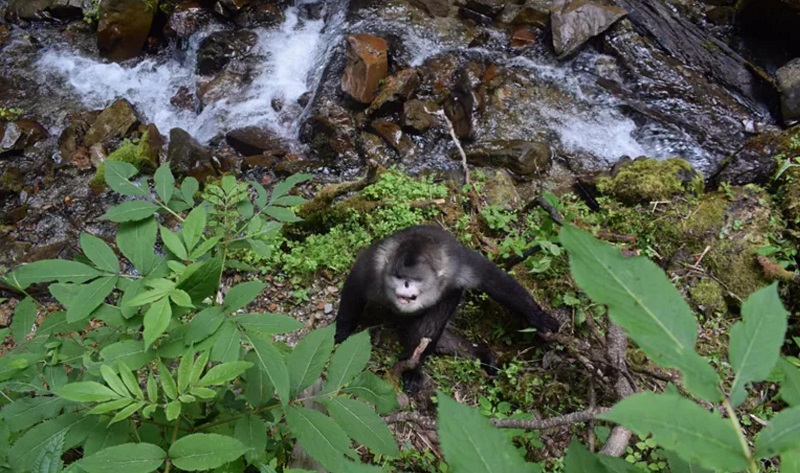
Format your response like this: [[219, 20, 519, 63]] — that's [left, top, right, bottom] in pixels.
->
[[97, 0, 157, 62], [341, 34, 389, 104], [367, 68, 420, 115], [511, 25, 538, 47], [371, 119, 416, 157]]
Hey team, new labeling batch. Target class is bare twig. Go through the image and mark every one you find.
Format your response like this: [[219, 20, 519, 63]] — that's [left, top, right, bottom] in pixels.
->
[[383, 411, 437, 430], [425, 105, 470, 185], [599, 323, 634, 457], [391, 337, 432, 378], [491, 407, 611, 430]]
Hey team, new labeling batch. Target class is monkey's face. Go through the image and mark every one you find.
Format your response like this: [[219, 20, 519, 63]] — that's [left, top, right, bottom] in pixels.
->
[[385, 264, 441, 314]]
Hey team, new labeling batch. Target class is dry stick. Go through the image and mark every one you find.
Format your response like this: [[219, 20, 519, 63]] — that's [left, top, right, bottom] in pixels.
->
[[491, 407, 611, 430], [425, 105, 470, 185], [384, 411, 437, 431], [391, 337, 432, 379], [599, 323, 635, 457]]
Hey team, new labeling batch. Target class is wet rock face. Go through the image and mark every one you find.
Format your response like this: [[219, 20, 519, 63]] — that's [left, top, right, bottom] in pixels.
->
[[409, 0, 452, 17], [776, 58, 800, 124], [341, 34, 389, 104], [84, 99, 140, 147], [299, 99, 359, 165], [370, 119, 416, 156], [97, 0, 157, 62], [58, 110, 101, 169], [461, 140, 552, 176], [225, 126, 290, 157], [0, 119, 49, 154], [551, 0, 626, 57], [367, 68, 420, 115], [196, 30, 258, 76], [167, 127, 214, 178], [234, 1, 284, 27], [4, 0, 53, 23], [164, 1, 214, 40]]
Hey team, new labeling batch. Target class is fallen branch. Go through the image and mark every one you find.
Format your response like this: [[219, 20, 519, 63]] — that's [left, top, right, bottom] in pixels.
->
[[391, 337, 432, 378], [491, 407, 611, 430], [757, 255, 799, 283], [298, 165, 380, 217], [425, 105, 470, 185]]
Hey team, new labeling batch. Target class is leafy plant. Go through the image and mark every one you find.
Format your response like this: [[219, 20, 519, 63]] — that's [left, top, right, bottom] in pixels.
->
[[0, 165, 399, 472]]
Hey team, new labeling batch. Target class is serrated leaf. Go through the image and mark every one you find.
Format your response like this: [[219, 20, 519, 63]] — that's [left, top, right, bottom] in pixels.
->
[[210, 321, 242, 363], [101, 200, 159, 223], [77, 442, 165, 473], [237, 312, 304, 337], [55, 382, 121, 403], [288, 324, 335, 396], [143, 297, 172, 349], [560, 225, 722, 402], [104, 160, 149, 197], [323, 330, 371, 393], [780, 358, 800, 407], [154, 163, 175, 204], [182, 206, 206, 252], [729, 283, 788, 407], [248, 337, 290, 405], [100, 365, 130, 397], [285, 406, 353, 472], [324, 397, 400, 456], [3, 397, 70, 433], [263, 206, 301, 223], [66, 276, 118, 323], [11, 296, 36, 344], [80, 233, 120, 273], [177, 254, 222, 303], [5, 260, 101, 289], [235, 416, 267, 463], [185, 306, 225, 344], [169, 433, 249, 471], [438, 391, 537, 473], [599, 392, 747, 471], [755, 405, 800, 458], [8, 413, 84, 472], [161, 226, 187, 260], [116, 218, 158, 275], [342, 372, 399, 415], [222, 281, 266, 314], [197, 361, 252, 387], [564, 439, 640, 473]]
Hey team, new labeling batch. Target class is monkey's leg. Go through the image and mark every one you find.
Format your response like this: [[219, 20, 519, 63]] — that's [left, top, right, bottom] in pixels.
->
[[334, 265, 368, 344], [398, 289, 463, 391]]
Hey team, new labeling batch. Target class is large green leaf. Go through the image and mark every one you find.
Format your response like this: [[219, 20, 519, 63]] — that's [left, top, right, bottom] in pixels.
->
[[234, 416, 267, 463], [80, 233, 120, 273], [780, 358, 800, 407], [323, 330, 371, 393], [101, 340, 156, 371], [222, 281, 266, 314], [66, 276, 118, 323], [210, 320, 241, 363], [160, 227, 187, 260], [268, 173, 312, 204], [104, 161, 149, 197], [55, 381, 121, 402], [83, 421, 129, 457], [323, 397, 400, 457], [3, 397, 70, 433], [177, 254, 222, 303], [182, 206, 206, 252], [116, 218, 158, 275], [564, 439, 640, 473], [560, 225, 722, 402], [285, 406, 354, 472], [663, 450, 713, 473], [154, 163, 175, 204], [197, 361, 252, 387], [248, 336, 290, 404], [437, 391, 537, 473], [599, 392, 747, 471], [11, 296, 36, 344], [169, 433, 248, 471], [101, 200, 159, 223], [5, 259, 101, 289], [288, 325, 335, 396], [8, 413, 84, 472], [243, 351, 275, 407], [143, 297, 172, 349], [185, 306, 225, 344], [236, 313, 304, 336], [342, 372, 399, 415], [77, 443, 165, 473], [729, 283, 788, 407], [755, 405, 800, 458]]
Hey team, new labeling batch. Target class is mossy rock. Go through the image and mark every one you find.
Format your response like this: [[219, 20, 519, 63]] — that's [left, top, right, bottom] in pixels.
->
[[689, 279, 727, 316], [90, 132, 155, 191], [596, 157, 703, 204]]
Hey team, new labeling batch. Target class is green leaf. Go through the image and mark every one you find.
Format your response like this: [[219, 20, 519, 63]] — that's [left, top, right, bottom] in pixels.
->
[[165, 400, 181, 420], [83, 421, 129, 456], [3, 397, 70, 433], [109, 401, 145, 425], [288, 324, 335, 396], [264, 206, 301, 223], [285, 406, 354, 472], [185, 306, 225, 344], [755, 405, 800, 458], [126, 283, 173, 307], [564, 439, 640, 473], [143, 297, 172, 349], [234, 416, 267, 463], [182, 206, 206, 252], [324, 330, 371, 393], [55, 382, 121, 402], [66, 276, 118, 323], [197, 361, 252, 387], [222, 281, 266, 314], [271, 195, 306, 207], [77, 443, 165, 473], [324, 397, 400, 456], [342, 372, 399, 415], [160, 226, 187, 260], [663, 450, 713, 473], [243, 351, 275, 407], [782, 450, 800, 473], [169, 433, 249, 471], [5, 259, 101, 289], [189, 235, 221, 259], [177, 350, 194, 394], [560, 225, 722, 402], [8, 413, 84, 472], [236, 312, 304, 335], [116, 218, 158, 275], [147, 372, 158, 402], [181, 176, 199, 202], [11, 296, 36, 344], [154, 163, 175, 204], [599, 392, 748, 471], [32, 428, 65, 473], [177, 254, 222, 303], [100, 365, 130, 397], [104, 160, 149, 197], [190, 351, 210, 385], [159, 361, 178, 400], [780, 358, 800, 407], [269, 173, 312, 203], [170, 289, 194, 308], [210, 321, 242, 363], [729, 283, 788, 407], [87, 398, 134, 415], [248, 337, 290, 405], [438, 391, 537, 473], [101, 340, 155, 371], [101, 200, 159, 223], [80, 233, 120, 273]]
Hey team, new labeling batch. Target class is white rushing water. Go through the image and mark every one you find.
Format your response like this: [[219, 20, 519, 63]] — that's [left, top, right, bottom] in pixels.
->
[[37, 1, 340, 143]]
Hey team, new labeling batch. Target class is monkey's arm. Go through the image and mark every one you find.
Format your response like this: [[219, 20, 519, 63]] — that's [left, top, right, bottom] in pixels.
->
[[461, 248, 560, 333], [334, 253, 371, 343]]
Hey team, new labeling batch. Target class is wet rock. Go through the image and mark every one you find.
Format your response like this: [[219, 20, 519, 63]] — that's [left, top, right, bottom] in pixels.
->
[[367, 68, 420, 115], [777, 58, 800, 124], [463, 0, 505, 18], [714, 126, 793, 186], [167, 128, 214, 178], [409, 0, 452, 17], [142, 124, 165, 168], [444, 70, 474, 140], [597, 157, 703, 204], [404, 99, 439, 133], [371, 119, 416, 156], [196, 30, 258, 76], [48, 0, 83, 19], [510, 25, 538, 47], [4, 0, 53, 23], [341, 34, 389, 104], [0, 25, 9, 49], [89, 143, 107, 168], [164, 1, 213, 40], [273, 154, 314, 175], [235, 2, 284, 27], [736, 0, 800, 61], [170, 85, 200, 112], [0, 119, 49, 154], [97, 0, 157, 62], [84, 99, 140, 147], [357, 131, 391, 164], [551, 0, 626, 57], [299, 99, 358, 165], [461, 140, 552, 176], [58, 110, 100, 168], [483, 169, 520, 209], [197, 71, 247, 107], [510, 5, 549, 27], [0, 166, 24, 195], [226, 126, 290, 157], [214, 0, 249, 16]]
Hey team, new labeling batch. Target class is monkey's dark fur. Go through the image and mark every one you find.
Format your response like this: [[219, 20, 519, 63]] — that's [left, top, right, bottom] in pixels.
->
[[334, 225, 560, 391]]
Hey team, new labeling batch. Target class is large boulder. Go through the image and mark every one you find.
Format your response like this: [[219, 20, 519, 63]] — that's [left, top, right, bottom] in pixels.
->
[[0, 119, 49, 154], [461, 140, 552, 176], [776, 58, 800, 124], [225, 126, 289, 157], [164, 1, 213, 40], [84, 99, 140, 147], [97, 0, 157, 62], [196, 30, 257, 76], [551, 0, 626, 57], [167, 128, 215, 178], [341, 34, 389, 104]]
